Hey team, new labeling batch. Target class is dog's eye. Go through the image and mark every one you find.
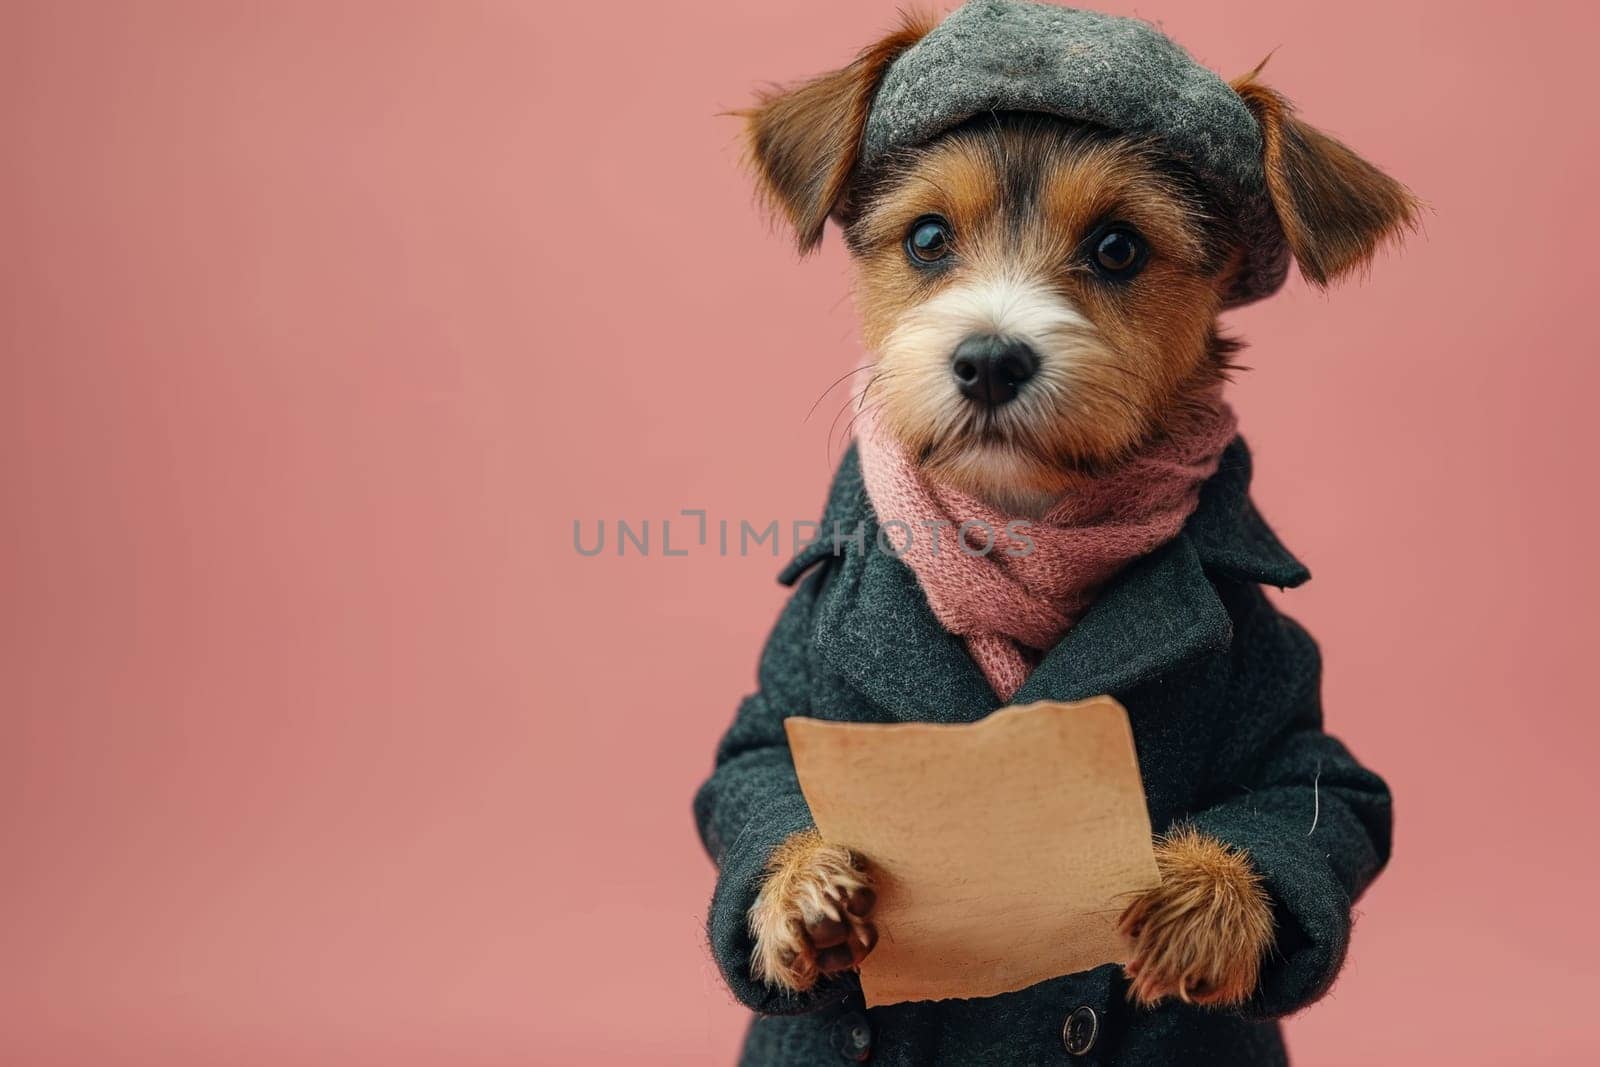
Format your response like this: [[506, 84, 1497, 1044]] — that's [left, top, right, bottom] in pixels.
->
[[1091, 226, 1147, 279], [905, 216, 953, 265]]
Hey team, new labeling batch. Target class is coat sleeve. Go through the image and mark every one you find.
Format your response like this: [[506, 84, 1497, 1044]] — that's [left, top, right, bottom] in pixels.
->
[[1188, 583, 1393, 1018], [692, 568, 843, 1016]]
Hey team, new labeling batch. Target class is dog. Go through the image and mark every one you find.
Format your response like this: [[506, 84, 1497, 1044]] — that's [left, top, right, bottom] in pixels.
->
[[698, 3, 1411, 1062]]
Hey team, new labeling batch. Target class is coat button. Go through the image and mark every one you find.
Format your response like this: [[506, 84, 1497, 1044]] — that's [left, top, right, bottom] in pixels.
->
[[1062, 1004, 1098, 1056], [833, 1010, 872, 1062]]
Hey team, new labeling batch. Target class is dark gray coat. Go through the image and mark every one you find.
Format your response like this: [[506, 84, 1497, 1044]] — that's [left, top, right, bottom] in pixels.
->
[[694, 440, 1391, 1065]]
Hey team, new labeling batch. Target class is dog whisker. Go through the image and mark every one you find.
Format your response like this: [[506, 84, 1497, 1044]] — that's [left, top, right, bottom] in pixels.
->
[[860, 368, 896, 406], [804, 364, 876, 423], [825, 379, 883, 464], [838, 399, 889, 454]]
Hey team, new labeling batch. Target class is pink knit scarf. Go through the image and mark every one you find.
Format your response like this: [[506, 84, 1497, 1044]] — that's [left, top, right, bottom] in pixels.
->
[[855, 401, 1237, 700]]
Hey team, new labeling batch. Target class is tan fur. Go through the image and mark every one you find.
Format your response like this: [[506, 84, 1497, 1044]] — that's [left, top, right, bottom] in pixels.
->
[[847, 121, 1229, 494], [1119, 827, 1275, 1007], [1231, 66, 1420, 286], [740, 12, 936, 253], [748, 829, 876, 993]]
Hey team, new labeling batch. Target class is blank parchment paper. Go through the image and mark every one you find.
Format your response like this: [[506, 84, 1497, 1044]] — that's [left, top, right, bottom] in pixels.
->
[[785, 698, 1161, 1007]]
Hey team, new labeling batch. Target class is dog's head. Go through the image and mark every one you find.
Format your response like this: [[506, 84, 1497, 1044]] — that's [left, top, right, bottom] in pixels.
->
[[742, 9, 1417, 510]]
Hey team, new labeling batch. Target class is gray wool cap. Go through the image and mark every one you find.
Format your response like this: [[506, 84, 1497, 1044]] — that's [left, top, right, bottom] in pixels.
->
[[861, 0, 1287, 307]]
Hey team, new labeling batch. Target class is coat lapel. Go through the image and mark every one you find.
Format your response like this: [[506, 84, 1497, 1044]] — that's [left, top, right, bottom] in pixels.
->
[[813, 529, 1232, 721], [1010, 533, 1232, 704], [813, 540, 1001, 723]]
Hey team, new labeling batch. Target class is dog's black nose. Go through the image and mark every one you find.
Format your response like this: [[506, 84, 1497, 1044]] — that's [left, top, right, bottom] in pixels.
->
[[951, 335, 1038, 407]]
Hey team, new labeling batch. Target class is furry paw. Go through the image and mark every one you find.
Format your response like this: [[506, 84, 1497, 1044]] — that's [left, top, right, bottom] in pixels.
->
[[1119, 827, 1274, 1007], [748, 829, 878, 993]]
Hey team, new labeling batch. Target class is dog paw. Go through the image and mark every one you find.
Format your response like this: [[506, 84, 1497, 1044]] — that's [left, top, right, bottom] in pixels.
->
[[1119, 827, 1274, 1007], [748, 829, 878, 993]]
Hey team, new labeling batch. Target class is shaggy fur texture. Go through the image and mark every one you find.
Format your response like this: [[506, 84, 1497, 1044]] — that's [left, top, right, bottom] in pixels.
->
[[1119, 826, 1275, 1007], [843, 118, 1236, 492], [748, 829, 878, 993], [1230, 68, 1419, 286]]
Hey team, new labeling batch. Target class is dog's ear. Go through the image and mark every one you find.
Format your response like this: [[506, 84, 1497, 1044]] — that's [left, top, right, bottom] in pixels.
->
[[1232, 67, 1419, 286], [742, 12, 935, 254]]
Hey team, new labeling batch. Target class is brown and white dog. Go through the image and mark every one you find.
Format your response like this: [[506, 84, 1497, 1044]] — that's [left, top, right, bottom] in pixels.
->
[[739, 11, 1415, 1009]]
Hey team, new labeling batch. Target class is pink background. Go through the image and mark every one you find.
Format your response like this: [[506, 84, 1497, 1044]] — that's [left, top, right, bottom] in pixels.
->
[[4, 1, 1597, 1063]]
